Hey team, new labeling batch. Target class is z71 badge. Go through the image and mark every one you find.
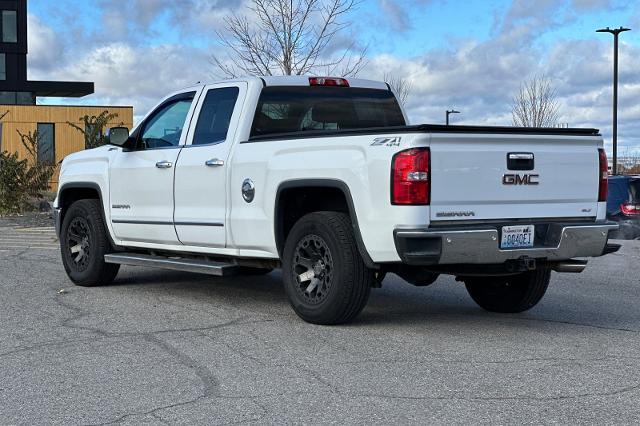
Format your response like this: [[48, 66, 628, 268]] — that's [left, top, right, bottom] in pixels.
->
[[371, 137, 401, 147]]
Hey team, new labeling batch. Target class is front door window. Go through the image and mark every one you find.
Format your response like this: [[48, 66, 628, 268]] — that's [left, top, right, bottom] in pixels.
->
[[140, 99, 193, 149]]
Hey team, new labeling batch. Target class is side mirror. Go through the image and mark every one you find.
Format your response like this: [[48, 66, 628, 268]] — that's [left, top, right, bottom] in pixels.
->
[[105, 127, 130, 147]]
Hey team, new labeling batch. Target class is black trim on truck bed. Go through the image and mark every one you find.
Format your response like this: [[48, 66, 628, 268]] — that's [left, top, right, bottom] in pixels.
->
[[245, 124, 601, 143]]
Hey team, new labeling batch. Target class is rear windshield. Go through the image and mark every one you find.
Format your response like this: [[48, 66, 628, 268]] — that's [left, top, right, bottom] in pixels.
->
[[250, 86, 406, 139]]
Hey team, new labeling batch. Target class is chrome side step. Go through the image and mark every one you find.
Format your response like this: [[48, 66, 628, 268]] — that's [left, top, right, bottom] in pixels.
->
[[104, 253, 238, 276]]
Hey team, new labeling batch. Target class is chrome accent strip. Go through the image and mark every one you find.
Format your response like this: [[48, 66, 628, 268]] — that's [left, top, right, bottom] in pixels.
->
[[205, 158, 225, 167], [396, 223, 618, 265], [112, 219, 223, 227], [112, 220, 174, 225], [508, 153, 534, 160], [175, 221, 224, 227]]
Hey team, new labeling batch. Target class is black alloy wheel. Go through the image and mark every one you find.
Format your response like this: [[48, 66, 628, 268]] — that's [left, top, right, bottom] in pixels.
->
[[292, 234, 334, 305], [66, 216, 92, 272]]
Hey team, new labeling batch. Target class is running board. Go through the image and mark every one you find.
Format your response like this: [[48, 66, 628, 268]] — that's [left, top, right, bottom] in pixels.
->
[[104, 253, 238, 276]]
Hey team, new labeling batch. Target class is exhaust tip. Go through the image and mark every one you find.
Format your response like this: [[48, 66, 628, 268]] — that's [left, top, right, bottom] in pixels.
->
[[551, 259, 588, 273]]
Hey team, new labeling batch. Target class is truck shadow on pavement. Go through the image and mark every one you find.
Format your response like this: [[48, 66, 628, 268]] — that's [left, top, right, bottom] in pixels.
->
[[101, 266, 640, 332]]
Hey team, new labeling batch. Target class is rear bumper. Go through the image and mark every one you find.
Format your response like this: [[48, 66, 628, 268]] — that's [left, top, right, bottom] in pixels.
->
[[394, 222, 619, 265]]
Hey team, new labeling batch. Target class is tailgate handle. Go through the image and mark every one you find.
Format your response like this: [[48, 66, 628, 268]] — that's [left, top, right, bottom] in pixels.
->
[[507, 152, 534, 170]]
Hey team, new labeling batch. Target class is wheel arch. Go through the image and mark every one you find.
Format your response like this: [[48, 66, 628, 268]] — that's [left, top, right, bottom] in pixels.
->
[[57, 182, 116, 247], [274, 179, 376, 268]]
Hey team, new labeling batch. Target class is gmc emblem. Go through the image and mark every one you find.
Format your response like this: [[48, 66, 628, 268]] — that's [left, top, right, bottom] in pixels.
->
[[502, 174, 539, 185]]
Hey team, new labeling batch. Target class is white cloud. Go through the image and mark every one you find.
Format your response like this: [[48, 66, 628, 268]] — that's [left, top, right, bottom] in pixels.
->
[[25, 0, 640, 152], [26, 15, 65, 74], [363, 33, 640, 152], [570, 0, 614, 11], [30, 40, 210, 120], [378, 0, 412, 32]]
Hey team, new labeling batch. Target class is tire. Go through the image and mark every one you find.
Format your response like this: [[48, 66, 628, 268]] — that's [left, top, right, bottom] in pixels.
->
[[282, 211, 373, 325], [60, 199, 120, 287], [237, 266, 273, 275], [463, 266, 551, 313]]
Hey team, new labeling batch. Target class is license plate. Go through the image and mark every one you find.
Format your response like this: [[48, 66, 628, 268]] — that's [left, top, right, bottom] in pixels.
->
[[500, 225, 534, 249]]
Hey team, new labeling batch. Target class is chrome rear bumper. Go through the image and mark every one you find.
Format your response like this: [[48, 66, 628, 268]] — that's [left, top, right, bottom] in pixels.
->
[[394, 222, 619, 265]]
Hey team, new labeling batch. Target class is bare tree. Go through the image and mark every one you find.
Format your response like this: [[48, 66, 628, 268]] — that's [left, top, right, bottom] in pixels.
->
[[212, 0, 367, 78], [384, 72, 412, 106], [511, 75, 560, 127]]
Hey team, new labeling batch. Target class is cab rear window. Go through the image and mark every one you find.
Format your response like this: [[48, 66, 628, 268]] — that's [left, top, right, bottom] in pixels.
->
[[250, 86, 405, 139]]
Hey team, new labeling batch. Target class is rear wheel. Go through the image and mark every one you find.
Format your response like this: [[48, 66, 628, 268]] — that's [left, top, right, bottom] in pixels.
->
[[282, 211, 373, 325], [60, 199, 120, 287], [463, 266, 551, 313]]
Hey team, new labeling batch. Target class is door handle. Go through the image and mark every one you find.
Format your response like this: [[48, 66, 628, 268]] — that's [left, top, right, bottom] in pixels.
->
[[155, 161, 173, 169], [205, 158, 225, 167]]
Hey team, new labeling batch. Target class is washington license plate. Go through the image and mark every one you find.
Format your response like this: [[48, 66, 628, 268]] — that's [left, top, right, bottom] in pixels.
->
[[500, 225, 534, 249]]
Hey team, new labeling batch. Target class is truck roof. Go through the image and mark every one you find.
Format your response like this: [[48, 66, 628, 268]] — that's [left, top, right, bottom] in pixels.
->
[[190, 76, 390, 91], [260, 75, 389, 90]]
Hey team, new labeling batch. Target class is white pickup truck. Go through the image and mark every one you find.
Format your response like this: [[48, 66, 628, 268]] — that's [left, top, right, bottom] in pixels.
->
[[54, 76, 620, 324]]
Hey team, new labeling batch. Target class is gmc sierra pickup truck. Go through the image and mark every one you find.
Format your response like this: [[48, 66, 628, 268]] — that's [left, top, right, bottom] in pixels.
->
[[54, 76, 620, 325]]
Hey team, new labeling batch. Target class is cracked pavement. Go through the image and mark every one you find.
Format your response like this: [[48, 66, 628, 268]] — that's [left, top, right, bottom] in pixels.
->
[[1, 226, 640, 424]]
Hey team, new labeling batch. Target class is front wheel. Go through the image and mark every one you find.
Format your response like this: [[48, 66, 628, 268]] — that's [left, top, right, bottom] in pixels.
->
[[463, 266, 551, 313], [60, 199, 120, 287], [282, 211, 373, 325]]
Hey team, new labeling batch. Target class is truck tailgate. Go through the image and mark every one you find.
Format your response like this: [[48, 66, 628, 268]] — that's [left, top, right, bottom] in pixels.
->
[[429, 134, 600, 222]]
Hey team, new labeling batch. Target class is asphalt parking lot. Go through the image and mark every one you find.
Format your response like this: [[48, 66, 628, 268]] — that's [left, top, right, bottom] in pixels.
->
[[1, 224, 640, 425]]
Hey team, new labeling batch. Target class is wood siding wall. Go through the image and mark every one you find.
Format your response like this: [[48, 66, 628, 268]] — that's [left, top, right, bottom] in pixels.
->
[[0, 105, 134, 188]]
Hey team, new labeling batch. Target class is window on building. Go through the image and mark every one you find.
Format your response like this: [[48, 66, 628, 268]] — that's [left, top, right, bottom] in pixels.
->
[[2, 10, 17, 43], [0, 53, 5, 80], [37, 123, 55, 165], [16, 92, 34, 105], [0, 92, 35, 105], [0, 91, 15, 104]]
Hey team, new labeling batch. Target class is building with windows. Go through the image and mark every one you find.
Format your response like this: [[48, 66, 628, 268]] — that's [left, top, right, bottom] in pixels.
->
[[0, 0, 133, 187]]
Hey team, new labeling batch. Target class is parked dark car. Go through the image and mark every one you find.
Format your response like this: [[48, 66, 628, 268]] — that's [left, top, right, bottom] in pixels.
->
[[607, 175, 640, 239]]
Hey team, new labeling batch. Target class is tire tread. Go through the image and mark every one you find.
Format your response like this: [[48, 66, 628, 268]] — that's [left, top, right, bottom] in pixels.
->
[[464, 266, 551, 313], [61, 199, 119, 287], [282, 211, 372, 325]]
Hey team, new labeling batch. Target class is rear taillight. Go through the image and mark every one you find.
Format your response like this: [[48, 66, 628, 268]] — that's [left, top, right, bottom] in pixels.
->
[[391, 148, 430, 205], [598, 149, 608, 202], [308, 77, 349, 87], [621, 203, 640, 216]]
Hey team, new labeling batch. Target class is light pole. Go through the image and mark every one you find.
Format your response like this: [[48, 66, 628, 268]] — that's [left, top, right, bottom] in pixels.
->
[[446, 109, 460, 125], [596, 26, 631, 175]]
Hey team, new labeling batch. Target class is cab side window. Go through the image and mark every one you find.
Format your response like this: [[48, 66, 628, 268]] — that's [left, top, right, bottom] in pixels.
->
[[192, 87, 239, 146], [140, 95, 194, 149]]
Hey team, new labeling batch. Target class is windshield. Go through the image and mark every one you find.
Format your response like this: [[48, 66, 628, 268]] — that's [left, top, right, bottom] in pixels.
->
[[250, 86, 406, 139]]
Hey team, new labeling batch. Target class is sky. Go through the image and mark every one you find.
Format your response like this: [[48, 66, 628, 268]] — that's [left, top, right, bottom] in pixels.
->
[[27, 0, 640, 154]]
